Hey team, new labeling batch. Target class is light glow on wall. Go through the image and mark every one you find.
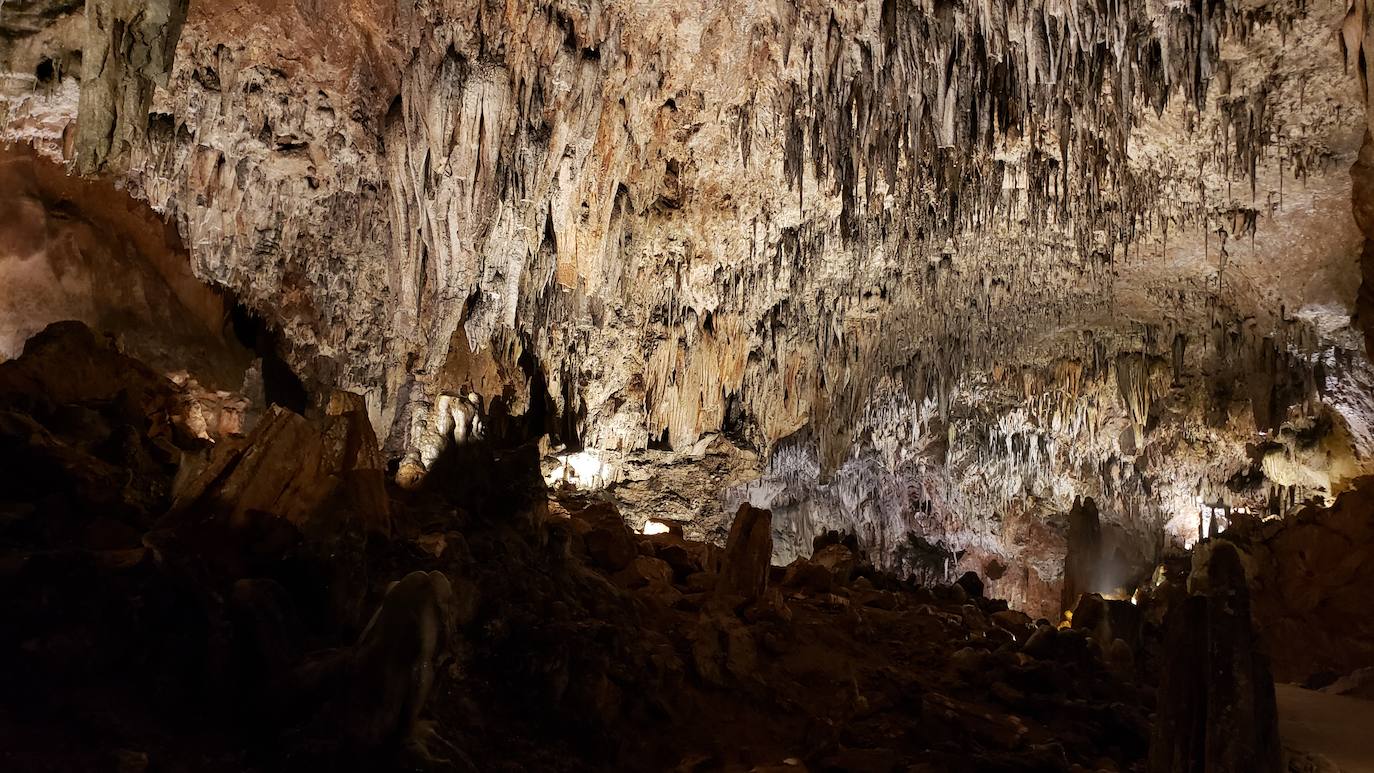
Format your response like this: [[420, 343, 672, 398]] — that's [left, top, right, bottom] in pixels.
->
[[545, 449, 612, 489]]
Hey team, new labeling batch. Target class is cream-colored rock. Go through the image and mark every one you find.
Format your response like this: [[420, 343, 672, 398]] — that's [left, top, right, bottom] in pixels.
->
[[4, 0, 1373, 578]]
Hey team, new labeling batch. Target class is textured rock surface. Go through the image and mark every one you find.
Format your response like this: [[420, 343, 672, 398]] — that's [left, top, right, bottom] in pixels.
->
[[1150, 542, 1281, 773], [0, 337, 1166, 772], [4, 0, 1374, 584], [0, 143, 246, 382], [169, 401, 392, 536], [714, 503, 772, 603], [1204, 477, 1374, 683], [1060, 495, 1102, 615]]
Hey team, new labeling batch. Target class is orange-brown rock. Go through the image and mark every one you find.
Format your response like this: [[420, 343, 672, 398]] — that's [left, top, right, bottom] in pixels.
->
[[615, 555, 673, 589], [811, 543, 859, 586], [169, 403, 390, 535], [647, 533, 701, 580], [574, 503, 639, 573], [781, 557, 834, 595], [1220, 478, 1374, 682]]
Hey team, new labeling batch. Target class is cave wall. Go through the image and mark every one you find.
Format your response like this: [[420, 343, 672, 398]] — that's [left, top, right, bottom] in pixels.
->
[[3, 0, 1373, 579], [0, 142, 248, 387]]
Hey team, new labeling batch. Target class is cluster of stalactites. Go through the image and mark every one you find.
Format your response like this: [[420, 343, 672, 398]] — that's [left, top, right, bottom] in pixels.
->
[[928, 311, 1351, 548], [776, 0, 1306, 252]]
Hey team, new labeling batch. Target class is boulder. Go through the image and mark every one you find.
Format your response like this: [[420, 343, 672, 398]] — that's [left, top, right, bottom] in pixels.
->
[[1022, 624, 1058, 659], [571, 502, 638, 572], [615, 555, 674, 589], [168, 404, 390, 536], [1069, 594, 1142, 653], [682, 571, 717, 594], [636, 581, 685, 609], [782, 557, 834, 594], [714, 503, 773, 603], [648, 534, 702, 579], [0, 323, 194, 541], [991, 610, 1033, 637], [583, 523, 638, 572], [812, 543, 858, 586]]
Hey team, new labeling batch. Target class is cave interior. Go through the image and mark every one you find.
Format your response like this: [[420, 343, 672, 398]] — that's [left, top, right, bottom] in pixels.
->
[[3, 0, 1374, 771]]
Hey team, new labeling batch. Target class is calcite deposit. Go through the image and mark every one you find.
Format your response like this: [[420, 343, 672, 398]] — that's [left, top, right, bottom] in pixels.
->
[[5, 1, 1374, 592], [4, 0, 1374, 764]]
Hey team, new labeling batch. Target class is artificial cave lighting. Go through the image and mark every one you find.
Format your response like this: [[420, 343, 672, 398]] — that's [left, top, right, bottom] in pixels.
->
[[545, 449, 613, 490], [5, 0, 1374, 769]]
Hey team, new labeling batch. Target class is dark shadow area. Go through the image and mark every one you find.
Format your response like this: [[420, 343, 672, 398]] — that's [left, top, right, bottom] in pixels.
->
[[229, 304, 308, 414]]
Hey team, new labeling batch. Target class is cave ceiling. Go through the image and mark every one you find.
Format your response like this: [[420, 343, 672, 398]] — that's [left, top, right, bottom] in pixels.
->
[[4, 0, 1374, 601]]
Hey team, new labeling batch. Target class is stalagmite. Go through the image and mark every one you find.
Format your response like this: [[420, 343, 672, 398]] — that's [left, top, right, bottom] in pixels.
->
[[0, 0, 1371, 765], [1149, 542, 1281, 773], [715, 503, 773, 604], [1061, 495, 1103, 615]]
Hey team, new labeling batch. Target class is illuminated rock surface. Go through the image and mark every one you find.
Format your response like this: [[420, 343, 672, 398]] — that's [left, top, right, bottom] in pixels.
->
[[4, 0, 1374, 769], [6, 0, 1374, 582]]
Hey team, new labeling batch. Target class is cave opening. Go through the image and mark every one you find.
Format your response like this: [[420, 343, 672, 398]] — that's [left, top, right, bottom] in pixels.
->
[[228, 302, 308, 415]]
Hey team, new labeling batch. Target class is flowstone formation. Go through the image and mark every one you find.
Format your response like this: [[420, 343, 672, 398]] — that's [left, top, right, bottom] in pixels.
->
[[4, 0, 1374, 608]]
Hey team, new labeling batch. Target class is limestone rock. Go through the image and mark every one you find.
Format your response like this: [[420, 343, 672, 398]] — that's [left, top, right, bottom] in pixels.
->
[[169, 404, 391, 535], [1149, 543, 1281, 773], [615, 555, 673, 589], [1061, 497, 1102, 616], [1215, 479, 1374, 682], [4, 0, 1371, 583], [344, 570, 459, 753], [782, 558, 834, 595], [575, 503, 639, 573], [714, 503, 772, 604], [73, 0, 189, 174], [811, 543, 858, 586], [990, 610, 1032, 637], [648, 534, 701, 580]]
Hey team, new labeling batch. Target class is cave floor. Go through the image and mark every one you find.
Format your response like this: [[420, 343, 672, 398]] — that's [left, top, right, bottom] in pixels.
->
[[1278, 683, 1374, 772]]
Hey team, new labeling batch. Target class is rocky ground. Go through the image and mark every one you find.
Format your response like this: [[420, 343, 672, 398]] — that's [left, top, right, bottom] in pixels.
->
[[3, 321, 1371, 773], [0, 322, 1165, 773]]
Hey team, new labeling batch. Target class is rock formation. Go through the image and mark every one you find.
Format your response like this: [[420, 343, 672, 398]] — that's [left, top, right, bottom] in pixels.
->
[[1202, 478, 1374, 683], [0, 335, 1170, 771], [169, 400, 392, 536], [3, 0, 1374, 766], [1061, 495, 1103, 616], [1150, 542, 1281, 773], [5, 0, 1374, 591], [714, 503, 773, 604]]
